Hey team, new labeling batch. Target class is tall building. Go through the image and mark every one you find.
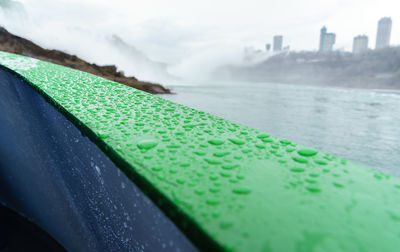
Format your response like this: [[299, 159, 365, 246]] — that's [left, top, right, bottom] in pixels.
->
[[353, 35, 369, 54], [273, 36, 283, 52], [375, 17, 392, 49], [265, 43, 271, 51], [319, 26, 336, 53]]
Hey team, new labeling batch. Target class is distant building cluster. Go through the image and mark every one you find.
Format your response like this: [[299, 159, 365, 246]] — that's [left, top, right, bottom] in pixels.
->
[[264, 35, 289, 54], [319, 17, 392, 54], [247, 16, 393, 61]]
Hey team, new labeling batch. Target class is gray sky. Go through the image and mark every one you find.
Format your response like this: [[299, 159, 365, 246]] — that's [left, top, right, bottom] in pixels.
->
[[1, 0, 399, 80]]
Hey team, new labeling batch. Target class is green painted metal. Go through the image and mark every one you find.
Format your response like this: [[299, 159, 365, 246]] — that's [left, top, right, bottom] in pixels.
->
[[1, 51, 399, 252]]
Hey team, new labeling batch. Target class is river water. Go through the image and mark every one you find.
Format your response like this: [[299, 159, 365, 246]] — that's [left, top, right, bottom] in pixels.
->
[[161, 81, 400, 177]]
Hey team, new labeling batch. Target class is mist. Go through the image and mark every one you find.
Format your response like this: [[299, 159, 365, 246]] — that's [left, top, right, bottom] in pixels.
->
[[0, 0, 399, 84]]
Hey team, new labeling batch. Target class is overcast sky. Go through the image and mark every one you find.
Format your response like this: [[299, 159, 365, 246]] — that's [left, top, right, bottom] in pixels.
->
[[1, 0, 399, 80]]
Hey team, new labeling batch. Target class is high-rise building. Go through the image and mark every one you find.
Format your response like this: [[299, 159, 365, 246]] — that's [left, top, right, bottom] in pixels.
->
[[265, 44, 271, 51], [319, 26, 336, 53], [273, 36, 283, 52], [375, 17, 392, 49], [353, 35, 369, 54]]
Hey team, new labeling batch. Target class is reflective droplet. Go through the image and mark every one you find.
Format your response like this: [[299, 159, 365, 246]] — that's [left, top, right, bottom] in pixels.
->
[[137, 139, 158, 150], [176, 178, 185, 184], [152, 167, 162, 172], [204, 158, 222, 165], [257, 134, 270, 139], [206, 199, 220, 205], [306, 186, 321, 193], [98, 132, 109, 139], [333, 182, 344, 188], [222, 164, 239, 170], [220, 221, 233, 229], [315, 159, 328, 165], [255, 144, 266, 149], [232, 187, 252, 195], [297, 148, 318, 157], [213, 151, 231, 157], [280, 139, 291, 145], [290, 167, 305, 173], [195, 189, 205, 195], [228, 138, 245, 145], [292, 156, 308, 164], [208, 139, 224, 146], [209, 187, 220, 193]]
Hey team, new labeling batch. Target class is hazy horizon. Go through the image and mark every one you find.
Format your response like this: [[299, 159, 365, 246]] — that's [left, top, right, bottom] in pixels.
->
[[0, 0, 399, 82]]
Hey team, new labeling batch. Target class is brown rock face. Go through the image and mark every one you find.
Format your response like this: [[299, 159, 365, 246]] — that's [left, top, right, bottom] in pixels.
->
[[0, 27, 171, 94]]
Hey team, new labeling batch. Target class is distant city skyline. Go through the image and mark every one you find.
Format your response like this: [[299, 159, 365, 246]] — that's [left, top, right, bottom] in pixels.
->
[[0, 0, 398, 80], [264, 17, 392, 55]]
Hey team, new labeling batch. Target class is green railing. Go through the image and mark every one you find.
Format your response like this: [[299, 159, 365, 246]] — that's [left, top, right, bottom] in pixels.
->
[[1, 51, 399, 251]]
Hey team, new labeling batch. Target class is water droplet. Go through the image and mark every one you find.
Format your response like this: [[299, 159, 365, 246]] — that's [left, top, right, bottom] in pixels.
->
[[204, 158, 222, 165], [306, 186, 321, 193], [209, 174, 218, 181], [195, 189, 205, 195], [292, 156, 308, 164], [167, 144, 181, 149], [257, 134, 270, 139], [220, 221, 233, 229], [233, 187, 252, 195], [219, 171, 231, 177], [176, 178, 185, 184], [333, 182, 344, 188], [208, 139, 224, 146], [315, 159, 328, 165], [237, 174, 244, 180], [98, 132, 109, 139], [152, 166, 163, 172], [305, 178, 317, 184], [213, 151, 231, 157], [261, 138, 273, 143], [137, 138, 158, 150], [228, 138, 245, 145], [297, 148, 318, 157], [290, 167, 305, 173], [387, 211, 400, 222], [206, 199, 220, 205], [222, 164, 239, 170], [209, 187, 220, 193], [280, 139, 291, 145], [255, 144, 266, 149]]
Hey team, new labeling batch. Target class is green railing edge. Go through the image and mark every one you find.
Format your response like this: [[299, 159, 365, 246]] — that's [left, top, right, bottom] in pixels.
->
[[0, 51, 399, 252], [0, 57, 224, 252]]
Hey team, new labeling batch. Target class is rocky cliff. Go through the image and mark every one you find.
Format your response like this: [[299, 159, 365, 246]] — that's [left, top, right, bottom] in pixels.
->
[[0, 27, 171, 94]]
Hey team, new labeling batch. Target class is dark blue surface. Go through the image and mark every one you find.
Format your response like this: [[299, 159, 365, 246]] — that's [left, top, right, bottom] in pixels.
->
[[0, 68, 197, 252]]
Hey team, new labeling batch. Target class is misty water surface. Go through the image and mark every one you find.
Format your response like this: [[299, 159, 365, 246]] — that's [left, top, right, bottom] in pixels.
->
[[161, 82, 400, 177]]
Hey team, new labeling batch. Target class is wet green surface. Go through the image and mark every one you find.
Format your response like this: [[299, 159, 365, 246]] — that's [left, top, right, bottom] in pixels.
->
[[1, 51, 399, 251]]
